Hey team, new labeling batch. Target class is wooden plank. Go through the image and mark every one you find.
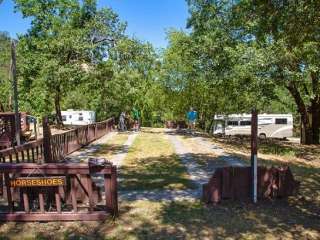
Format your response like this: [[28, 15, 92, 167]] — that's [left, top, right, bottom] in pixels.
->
[[55, 187, 61, 213], [31, 148, 35, 163], [22, 190, 30, 213], [104, 174, 111, 213], [71, 176, 77, 212], [36, 146, 39, 163], [0, 163, 113, 175], [105, 169, 118, 216], [21, 150, 25, 162], [39, 191, 45, 213], [26, 149, 30, 162], [0, 212, 109, 221], [4, 173, 13, 212], [110, 167, 118, 216], [86, 175, 94, 212]]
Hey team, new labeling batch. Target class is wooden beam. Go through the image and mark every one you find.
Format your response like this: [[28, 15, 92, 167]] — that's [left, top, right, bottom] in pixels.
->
[[0, 212, 109, 221]]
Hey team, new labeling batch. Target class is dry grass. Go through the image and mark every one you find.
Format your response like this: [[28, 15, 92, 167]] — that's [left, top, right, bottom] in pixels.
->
[[0, 129, 319, 239], [176, 135, 229, 169], [2, 198, 318, 240]]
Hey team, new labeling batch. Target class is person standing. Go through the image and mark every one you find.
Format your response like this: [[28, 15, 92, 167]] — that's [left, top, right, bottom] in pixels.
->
[[187, 107, 197, 130], [119, 111, 127, 132], [132, 107, 141, 131]]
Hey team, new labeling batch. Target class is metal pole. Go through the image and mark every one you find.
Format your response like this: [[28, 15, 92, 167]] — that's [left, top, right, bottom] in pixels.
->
[[251, 108, 258, 203], [11, 40, 20, 146]]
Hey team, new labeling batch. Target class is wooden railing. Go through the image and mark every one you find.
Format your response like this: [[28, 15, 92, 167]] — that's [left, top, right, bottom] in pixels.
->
[[0, 161, 118, 221], [0, 118, 115, 163]]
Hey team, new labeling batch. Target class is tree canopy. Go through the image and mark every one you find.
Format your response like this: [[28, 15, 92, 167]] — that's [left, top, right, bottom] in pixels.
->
[[0, 0, 319, 144]]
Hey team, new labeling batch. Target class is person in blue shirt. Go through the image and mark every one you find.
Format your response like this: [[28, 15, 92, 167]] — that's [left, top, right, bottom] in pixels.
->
[[187, 107, 198, 130]]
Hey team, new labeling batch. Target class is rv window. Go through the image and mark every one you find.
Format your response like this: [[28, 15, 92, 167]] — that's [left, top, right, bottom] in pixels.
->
[[62, 115, 67, 121], [275, 118, 287, 124], [227, 121, 239, 126], [79, 116, 83, 121], [69, 115, 72, 119], [240, 121, 251, 126]]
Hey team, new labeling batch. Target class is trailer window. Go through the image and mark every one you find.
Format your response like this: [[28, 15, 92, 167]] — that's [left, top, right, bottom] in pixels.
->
[[79, 116, 83, 121], [227, 121, 239, 126], [62, 115, 67, 121], [240, 121, 251, 126], [275, 118, 287, 124]]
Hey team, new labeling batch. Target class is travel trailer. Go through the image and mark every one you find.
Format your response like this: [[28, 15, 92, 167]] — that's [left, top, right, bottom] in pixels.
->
[[213, 114, 293, 139], [61, 110, 96, 126]]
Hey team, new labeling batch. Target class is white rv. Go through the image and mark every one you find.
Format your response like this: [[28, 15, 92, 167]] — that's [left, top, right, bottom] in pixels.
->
[[61, 110, 96, 126], [213, 114, 293, 139]]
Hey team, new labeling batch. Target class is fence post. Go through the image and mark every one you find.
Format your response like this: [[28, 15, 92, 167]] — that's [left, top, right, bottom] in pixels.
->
[[43, 116, 53, 163], [251, 108, 258, 203], [104, 166, 118, 216]]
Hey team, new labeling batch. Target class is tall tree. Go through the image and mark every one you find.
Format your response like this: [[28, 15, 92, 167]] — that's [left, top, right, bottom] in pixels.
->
[[232, 0, 320, 144], [0, 32, 11, 112], [15, 0, 125, 125]]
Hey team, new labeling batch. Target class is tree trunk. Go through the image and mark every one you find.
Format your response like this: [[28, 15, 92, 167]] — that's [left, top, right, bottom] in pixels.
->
[[0, 101, 4, 112], [300, 115, 313, 145], [310, 100, 320, 144], [300, 109, 320, 145], [286, 81, 320, 144], [54, 92, 63, 127]]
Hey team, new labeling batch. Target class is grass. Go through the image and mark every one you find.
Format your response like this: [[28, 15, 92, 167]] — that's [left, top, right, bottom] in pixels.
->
[[176, 135, 229, 169], [211, 135, 320, 164], [93, 133, 130, 161], [2, 198, 318, 239], [0, 129, 319, 239], [119, 128, 194, 191]]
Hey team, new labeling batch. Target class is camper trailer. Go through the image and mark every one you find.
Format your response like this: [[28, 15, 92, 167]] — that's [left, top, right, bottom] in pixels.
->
[[213, 114, 293, 139], [61, 110, 96, 126]]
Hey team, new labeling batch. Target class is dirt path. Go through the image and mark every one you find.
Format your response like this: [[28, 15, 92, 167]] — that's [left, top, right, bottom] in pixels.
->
[[67, 131, 118, 162], [165, 129, 246, 198], [67, 128, 245, 201], [120, 129, 246, 201], [111, 132, 138, 167]]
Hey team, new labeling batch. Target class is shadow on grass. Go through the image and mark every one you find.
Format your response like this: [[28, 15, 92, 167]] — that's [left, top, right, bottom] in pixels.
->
[[169, 128, 320, 162], [119, 154, 196, 191], [0, 133, 319, 239], [212, 134, 320, 162], [94, 143, 128, 157]]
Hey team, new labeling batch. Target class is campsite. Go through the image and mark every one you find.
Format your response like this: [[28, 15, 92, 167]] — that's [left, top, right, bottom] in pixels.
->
[[0, 0, 319, 239]]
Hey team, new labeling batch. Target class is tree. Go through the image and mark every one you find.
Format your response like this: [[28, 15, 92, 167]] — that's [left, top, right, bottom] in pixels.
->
[[232, 0, 320, 144], [0, 32, 12, 112], [15, 0, 125, 125], [181, 0, 317, 143]]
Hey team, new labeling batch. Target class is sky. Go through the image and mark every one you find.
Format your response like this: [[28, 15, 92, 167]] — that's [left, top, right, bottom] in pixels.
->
[[0, 0, 189, 49]]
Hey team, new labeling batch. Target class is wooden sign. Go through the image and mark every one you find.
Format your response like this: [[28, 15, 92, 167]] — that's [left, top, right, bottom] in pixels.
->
[[10, 176, 66, 188]]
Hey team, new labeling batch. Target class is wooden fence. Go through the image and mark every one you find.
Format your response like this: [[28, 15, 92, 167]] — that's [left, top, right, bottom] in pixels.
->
[[0, 118, 115, 163], [0, 162, 118, 221]]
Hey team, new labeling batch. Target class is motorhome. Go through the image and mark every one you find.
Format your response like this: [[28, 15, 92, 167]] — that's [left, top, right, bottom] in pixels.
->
[[213, 113, 293, 139], [61, 110, 96, 126]]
